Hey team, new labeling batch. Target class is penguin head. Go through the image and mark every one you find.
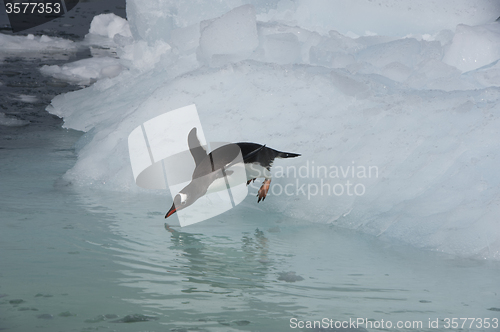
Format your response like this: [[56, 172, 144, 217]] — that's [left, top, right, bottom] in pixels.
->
[[165, 192, 190, 218], [165, 179, 208, 219]]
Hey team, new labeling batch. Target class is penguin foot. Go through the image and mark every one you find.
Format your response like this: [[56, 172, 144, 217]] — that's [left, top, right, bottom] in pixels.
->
[[257, 179, 271, 203], [247, 178, 256, 185]]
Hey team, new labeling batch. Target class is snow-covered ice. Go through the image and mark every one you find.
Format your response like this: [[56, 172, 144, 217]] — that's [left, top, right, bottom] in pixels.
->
[[88, 13, 132, 39], [443, 23, 500, 72], [198, 5, 259, 65], [40, 57, 125, 85], [40, 1, 500, 260], [34, 13, 170, 83], [125, 0, 500, 40], [84, 13, 134, 50]]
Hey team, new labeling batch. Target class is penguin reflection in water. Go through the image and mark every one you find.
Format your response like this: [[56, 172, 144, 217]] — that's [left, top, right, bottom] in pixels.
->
[[165, 128, 300, 219]]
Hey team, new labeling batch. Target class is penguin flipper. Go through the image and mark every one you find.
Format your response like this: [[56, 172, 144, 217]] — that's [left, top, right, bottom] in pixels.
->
[[188, 127, 207, 167]]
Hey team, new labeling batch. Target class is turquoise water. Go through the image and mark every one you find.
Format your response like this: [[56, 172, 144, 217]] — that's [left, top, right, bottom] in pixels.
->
[[1, 122, 500, 332]]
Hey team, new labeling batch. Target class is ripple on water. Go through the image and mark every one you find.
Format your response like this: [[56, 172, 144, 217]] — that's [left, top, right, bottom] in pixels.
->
[[18, 307, 38, 311], [37, 313, 54, 319], [277, 271, 304, 282], [111, 314, 159, 323], [84, 314, 118, 323]]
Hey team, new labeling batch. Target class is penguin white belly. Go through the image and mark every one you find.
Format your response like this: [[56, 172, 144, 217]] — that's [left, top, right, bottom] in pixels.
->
[[245, 163, 271, 179], [205, 176, 230, 194], [204, 163, 269, 195]]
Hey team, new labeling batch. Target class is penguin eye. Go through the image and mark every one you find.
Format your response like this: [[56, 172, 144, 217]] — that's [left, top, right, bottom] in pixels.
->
[[181, 200, 187, 205]]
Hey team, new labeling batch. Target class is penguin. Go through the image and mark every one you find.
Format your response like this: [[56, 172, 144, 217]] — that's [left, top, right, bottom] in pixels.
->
[[165, 128, 300, 219]]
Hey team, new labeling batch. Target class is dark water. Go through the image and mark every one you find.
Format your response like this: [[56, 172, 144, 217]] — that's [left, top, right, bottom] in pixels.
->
[[0, 0, 126, 38], [0, 0, 127, 146]]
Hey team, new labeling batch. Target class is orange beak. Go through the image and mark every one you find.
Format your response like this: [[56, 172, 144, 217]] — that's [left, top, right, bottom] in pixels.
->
[[165, 205, 177, 219]]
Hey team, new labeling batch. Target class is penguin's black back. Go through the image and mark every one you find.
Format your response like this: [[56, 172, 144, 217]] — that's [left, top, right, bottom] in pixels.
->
[[236, 142, 299, 170], [192, 143, 240, 180], [191, 142, 300, 180]]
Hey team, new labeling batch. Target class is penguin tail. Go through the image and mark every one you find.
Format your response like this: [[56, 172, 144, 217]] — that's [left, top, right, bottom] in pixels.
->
[[277, 151, 301, 159]]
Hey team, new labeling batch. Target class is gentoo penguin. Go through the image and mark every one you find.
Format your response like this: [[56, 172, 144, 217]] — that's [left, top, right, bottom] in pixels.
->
[[165, 128, 300, 219]]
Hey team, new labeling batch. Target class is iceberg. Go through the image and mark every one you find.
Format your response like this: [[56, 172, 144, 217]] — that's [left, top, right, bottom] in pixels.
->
[[40, 57, 125, 85], [46, 1, 500, 260], [443, 23, 500, 72], [198, 5, 259, 65], [88, 13, 132, 39]]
